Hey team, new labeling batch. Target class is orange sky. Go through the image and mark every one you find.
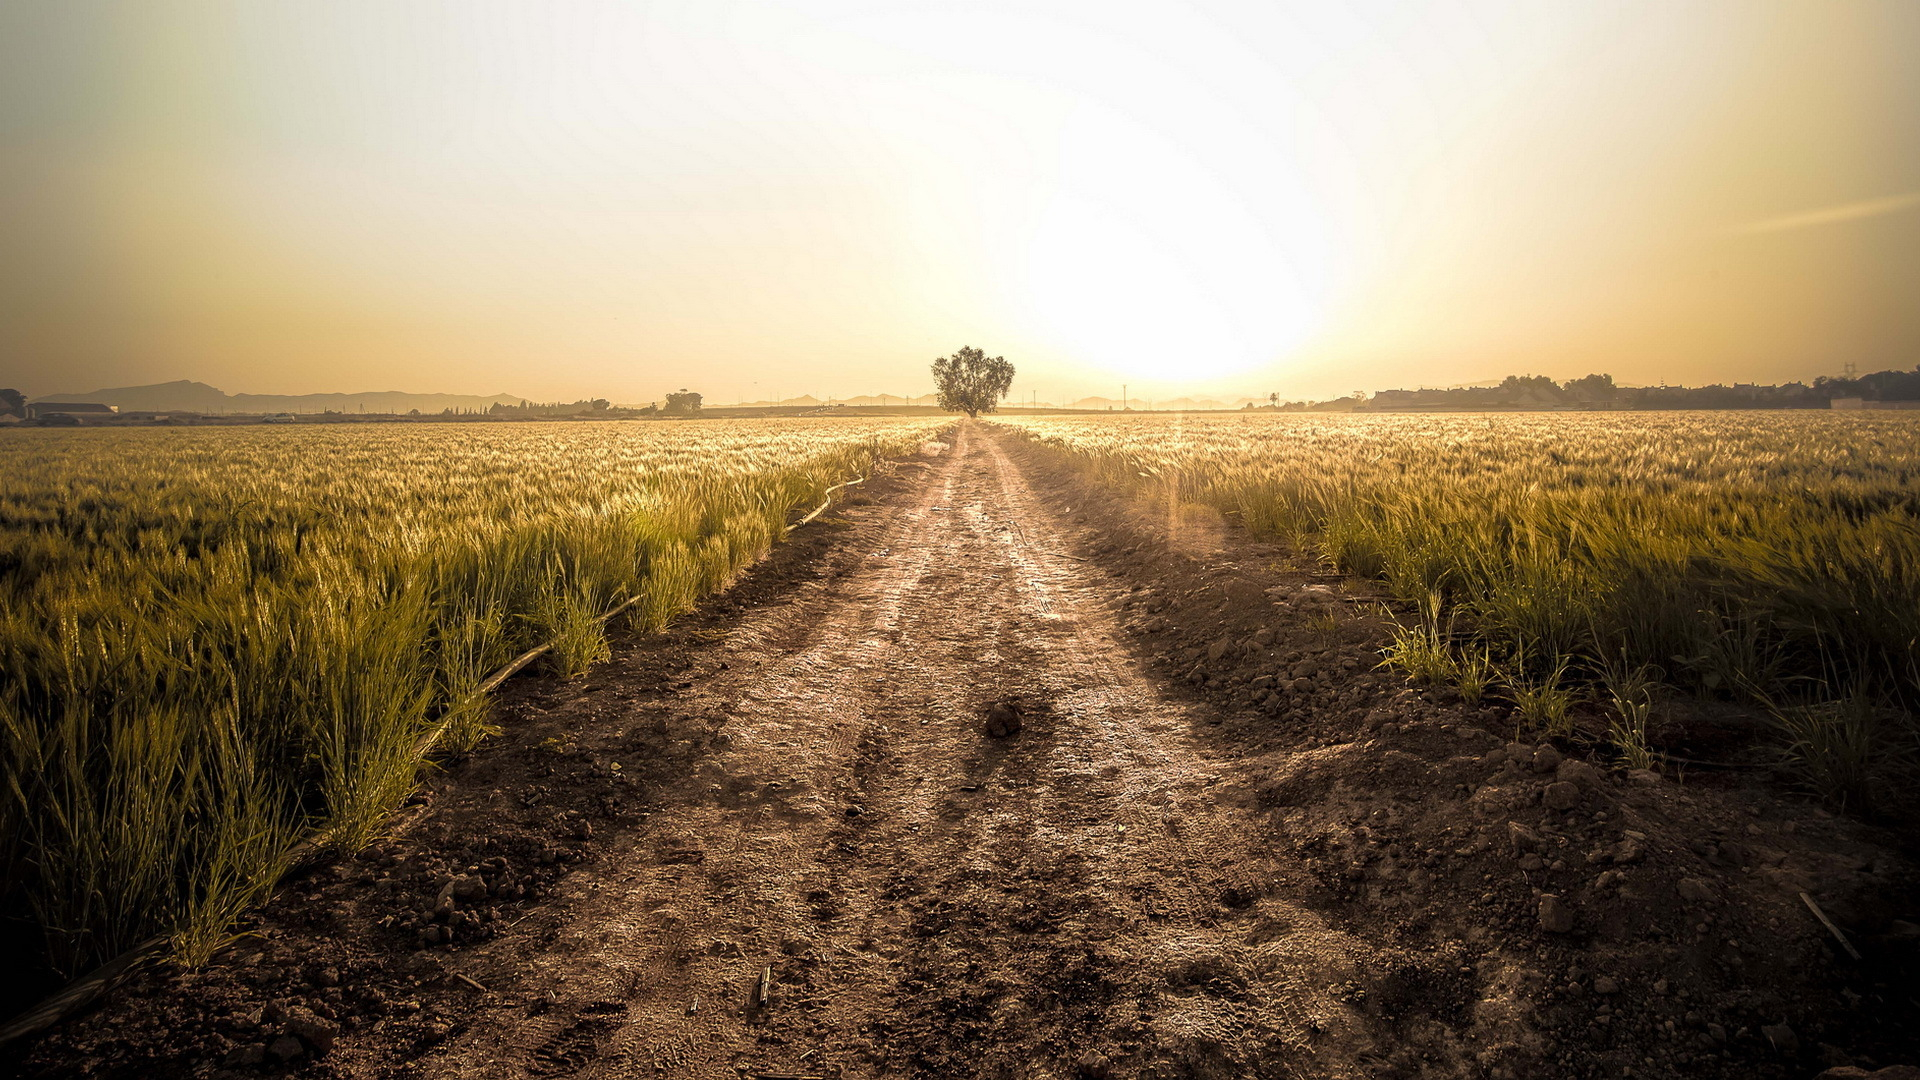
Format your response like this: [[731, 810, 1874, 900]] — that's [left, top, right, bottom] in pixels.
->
[[2, 1, 1917, 404]]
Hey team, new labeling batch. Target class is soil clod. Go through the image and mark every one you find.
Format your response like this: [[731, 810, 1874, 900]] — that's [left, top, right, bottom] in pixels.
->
[[983, 699, 1025, 737]]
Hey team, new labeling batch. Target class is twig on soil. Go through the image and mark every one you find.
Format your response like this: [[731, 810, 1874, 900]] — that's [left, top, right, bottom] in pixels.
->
[[794, 477, 866, 528], [754, 964, 773, 1008], [452, 972, 488, 992], [0, 935, 166, 1047], [1800, 891, 1863, 961]]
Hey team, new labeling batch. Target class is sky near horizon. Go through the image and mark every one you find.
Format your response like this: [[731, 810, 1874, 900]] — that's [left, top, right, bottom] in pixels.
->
[[3, 1, 1917, 404]]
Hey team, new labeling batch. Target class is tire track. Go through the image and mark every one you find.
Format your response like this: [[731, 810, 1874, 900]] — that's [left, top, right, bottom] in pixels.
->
[[416, 423, 1382, 1080]]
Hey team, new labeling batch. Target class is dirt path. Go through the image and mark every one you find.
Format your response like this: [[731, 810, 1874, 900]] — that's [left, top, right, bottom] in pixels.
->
[[16, 421, 1913, 1080], [418, 421, 1373, 1079]]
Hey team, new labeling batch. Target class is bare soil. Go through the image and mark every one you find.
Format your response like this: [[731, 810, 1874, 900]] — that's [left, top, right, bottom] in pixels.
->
[[8, 421, 1917, 1080]]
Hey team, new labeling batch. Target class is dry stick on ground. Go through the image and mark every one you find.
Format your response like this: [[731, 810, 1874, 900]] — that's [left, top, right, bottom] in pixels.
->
[[754, 965, 773, 1008], [1800, 891, 1864, 961], [0, 471, 880, 1051], [0, 936, 167, 1047]]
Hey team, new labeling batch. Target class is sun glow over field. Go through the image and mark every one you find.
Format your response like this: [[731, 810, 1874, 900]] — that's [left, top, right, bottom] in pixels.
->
[[1024, 195, 1332, 384], [1018, 94, 1337, 382], [1, 1, 1916, 401]]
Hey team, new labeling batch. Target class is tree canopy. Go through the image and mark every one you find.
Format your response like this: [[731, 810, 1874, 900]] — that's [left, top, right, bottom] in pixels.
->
[[931, 346, 1014, 418]]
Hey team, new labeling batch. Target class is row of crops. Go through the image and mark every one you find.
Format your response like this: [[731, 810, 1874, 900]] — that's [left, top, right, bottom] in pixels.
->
[[999, 412, 1920, 810], [0, 418, 947, 980]]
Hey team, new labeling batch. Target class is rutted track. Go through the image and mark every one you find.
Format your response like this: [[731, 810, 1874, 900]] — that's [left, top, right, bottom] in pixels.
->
[[19, 420, 1911, 1080], [416, 421, 1379, 1079]]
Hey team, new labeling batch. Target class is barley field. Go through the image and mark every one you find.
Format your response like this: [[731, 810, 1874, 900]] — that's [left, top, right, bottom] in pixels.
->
[[1002, 412, 1920, 803], [0, 418, 945, 977]]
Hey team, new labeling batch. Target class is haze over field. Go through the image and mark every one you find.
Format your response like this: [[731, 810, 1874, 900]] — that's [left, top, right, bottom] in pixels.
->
[[3, 0, 1917, 403]]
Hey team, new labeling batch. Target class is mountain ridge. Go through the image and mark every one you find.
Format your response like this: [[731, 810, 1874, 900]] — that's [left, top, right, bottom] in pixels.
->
[[33, 380, 527, 414]]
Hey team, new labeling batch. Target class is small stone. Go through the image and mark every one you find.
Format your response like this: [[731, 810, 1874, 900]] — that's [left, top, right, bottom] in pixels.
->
[[1543, 782, 1581, 811], [1760, 1022, 1799, 1056], [1531, 745, 1563, 773], [1556, 759, 1601, 788], [308, 965, 340, 988], [1538, 894, 1575, 933], [1626, 768, 1661, 786], [1518, 853, 1545, 872], [451, 875, 487, 901], [284, 1007, 339, 1054], [1208, 636, 1234, 661], [1592, 976, 1620, 995], [984, 700, 1023, 738], [1508, 821, 1545, 853], [1676, 877, 1714, 904], [268, 1034, 307, 1061], [222, 1043, 268, 1068]]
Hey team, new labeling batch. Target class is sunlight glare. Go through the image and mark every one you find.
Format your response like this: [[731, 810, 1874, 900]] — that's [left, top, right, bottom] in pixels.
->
[[1022, 107, 1333, 382]]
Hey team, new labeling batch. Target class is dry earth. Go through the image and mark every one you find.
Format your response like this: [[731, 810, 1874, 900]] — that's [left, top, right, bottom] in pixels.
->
[[8, 421, 1918, 1080]]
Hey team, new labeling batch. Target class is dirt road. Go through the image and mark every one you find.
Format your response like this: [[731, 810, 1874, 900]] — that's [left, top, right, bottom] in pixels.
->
[[418, 421, 1372, 1078], [16, 421, 1912, 1080]]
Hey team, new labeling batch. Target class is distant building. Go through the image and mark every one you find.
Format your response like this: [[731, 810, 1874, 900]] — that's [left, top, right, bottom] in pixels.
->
[[27, 402, 117, 420]]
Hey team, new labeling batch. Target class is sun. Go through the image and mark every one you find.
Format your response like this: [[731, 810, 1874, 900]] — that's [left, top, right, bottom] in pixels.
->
[[1019, 119, 1333, 383]]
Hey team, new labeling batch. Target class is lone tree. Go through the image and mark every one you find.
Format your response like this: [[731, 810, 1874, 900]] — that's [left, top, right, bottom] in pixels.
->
[[663, 389, 703, 416], [931, 346, 1014, 418]]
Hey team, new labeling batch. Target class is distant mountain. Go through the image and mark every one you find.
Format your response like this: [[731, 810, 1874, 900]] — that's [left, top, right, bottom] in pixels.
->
[[728, 393, 941, 408], [33, 380, 526, 415], [1066, 396, 1237, 411], [837, 393, 940, 407]]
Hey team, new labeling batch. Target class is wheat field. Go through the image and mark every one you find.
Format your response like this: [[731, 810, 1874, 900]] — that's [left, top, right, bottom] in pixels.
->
[[1001, 411, 1920, 804], [0, 418, 946, 977]]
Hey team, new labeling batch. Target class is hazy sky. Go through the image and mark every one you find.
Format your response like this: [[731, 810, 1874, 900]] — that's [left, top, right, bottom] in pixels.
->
[[3, 0, 1917, 403]]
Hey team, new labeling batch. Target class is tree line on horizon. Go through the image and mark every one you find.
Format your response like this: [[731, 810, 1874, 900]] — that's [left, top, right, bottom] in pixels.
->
[[1247, 364, 1920, 412]]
